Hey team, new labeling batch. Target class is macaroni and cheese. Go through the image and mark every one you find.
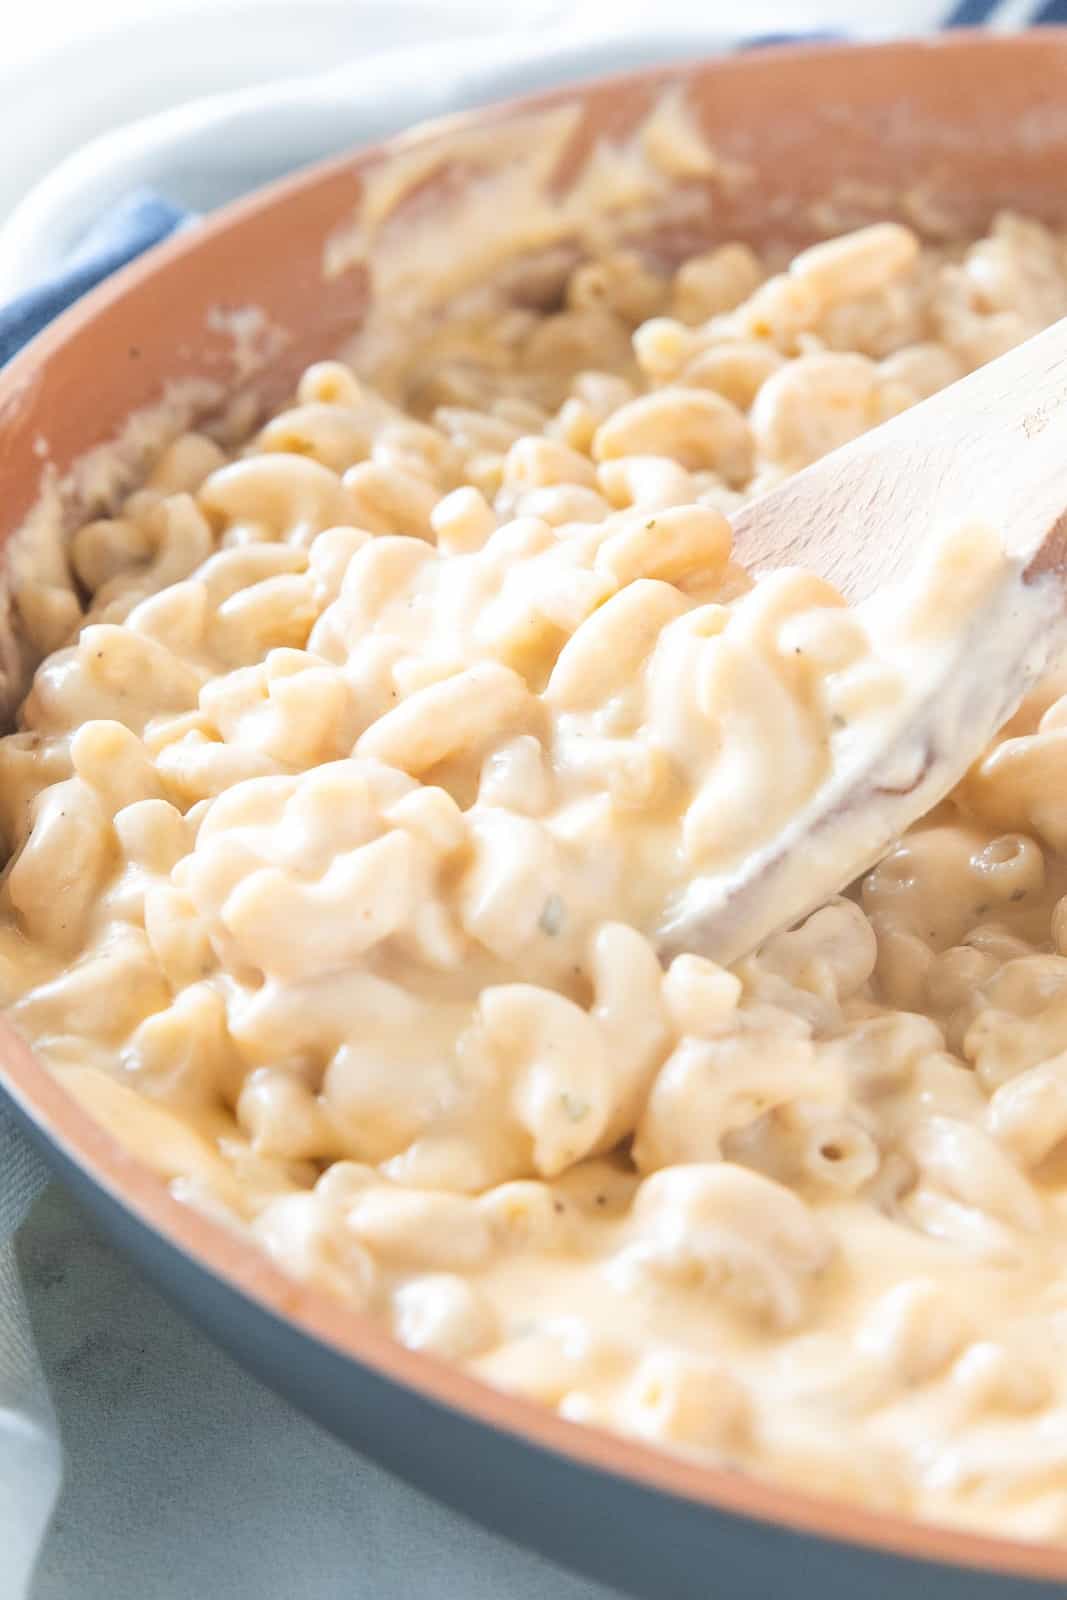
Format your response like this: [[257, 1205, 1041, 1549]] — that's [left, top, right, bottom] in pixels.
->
[[6, 211, 1067, 1540]]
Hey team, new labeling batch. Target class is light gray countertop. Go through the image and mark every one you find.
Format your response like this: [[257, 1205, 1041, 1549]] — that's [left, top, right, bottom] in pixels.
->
[[19, 1184, 617, 1600]]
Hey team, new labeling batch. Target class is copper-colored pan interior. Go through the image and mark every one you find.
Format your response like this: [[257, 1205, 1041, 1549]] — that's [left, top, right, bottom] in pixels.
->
[[5, 30, 1067, 1581]]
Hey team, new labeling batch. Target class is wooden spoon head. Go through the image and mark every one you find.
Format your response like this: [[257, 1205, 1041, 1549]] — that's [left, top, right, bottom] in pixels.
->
[[665, 320, 1067, 960]]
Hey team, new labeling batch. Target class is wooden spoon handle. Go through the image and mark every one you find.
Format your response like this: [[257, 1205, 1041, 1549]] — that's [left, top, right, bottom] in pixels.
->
[[731, 317, 1067, 598]]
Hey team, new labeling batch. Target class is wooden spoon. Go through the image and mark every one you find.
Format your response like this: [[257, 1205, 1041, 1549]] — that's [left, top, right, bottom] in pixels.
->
[[660, 318, 1067, 964]]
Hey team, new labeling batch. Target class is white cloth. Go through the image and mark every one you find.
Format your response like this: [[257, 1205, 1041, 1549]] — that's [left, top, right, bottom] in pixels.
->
[[0, 1117, 59, 1598], [0, 2, 1046, 1595]]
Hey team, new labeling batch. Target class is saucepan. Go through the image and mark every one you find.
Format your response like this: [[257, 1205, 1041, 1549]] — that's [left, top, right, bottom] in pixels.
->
[[3, 32, 1067, 1599]]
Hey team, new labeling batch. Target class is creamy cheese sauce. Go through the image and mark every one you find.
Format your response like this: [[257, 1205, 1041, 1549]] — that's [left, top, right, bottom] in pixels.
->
[[6, 211, 1067, 1540]]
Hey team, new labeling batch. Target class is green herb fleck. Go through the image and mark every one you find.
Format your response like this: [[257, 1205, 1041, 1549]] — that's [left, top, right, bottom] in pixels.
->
[[559, 1091, 589, 1123], [539, 893, 565, 936]]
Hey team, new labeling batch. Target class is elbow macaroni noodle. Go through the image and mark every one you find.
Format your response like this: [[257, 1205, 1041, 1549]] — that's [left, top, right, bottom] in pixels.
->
[[7, 211, 1067, 1538]]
